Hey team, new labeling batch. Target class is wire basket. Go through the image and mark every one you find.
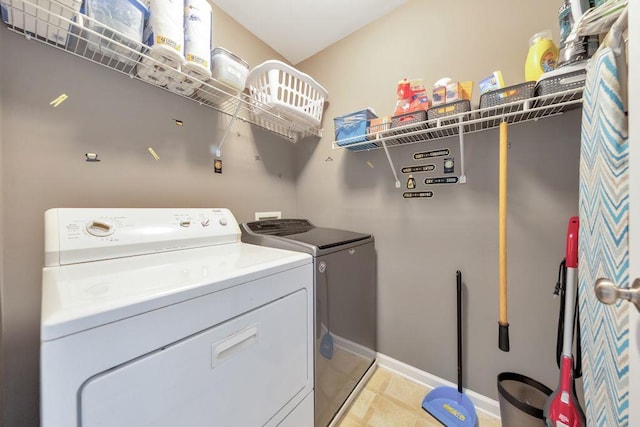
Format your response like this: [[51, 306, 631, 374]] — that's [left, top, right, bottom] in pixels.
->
[[480, 81, 536, 109], [536, 70, 586, 97], [247, 60, 328, 127], [1, 0, 83, 46], [479, 81, 536, 128], [427, 100, 472, 129], [391, 110, 429, 144], [534, 66, 586, 111]]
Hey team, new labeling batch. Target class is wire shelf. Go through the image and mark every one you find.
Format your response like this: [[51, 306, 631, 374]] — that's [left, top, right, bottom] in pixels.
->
[[332, 87, 584, 151], [1, 0, 323, 141]]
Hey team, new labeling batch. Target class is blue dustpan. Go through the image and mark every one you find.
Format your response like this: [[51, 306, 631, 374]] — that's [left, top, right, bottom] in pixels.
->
[[422, 271, 478, 426], [422, 386, 477, 426]]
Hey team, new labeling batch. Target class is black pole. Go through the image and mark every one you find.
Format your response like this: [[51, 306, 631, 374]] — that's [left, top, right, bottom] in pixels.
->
[[457, 270, 462, 394]]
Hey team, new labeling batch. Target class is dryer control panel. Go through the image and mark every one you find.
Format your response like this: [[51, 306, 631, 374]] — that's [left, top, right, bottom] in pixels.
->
[[45, 208, 240, 266]]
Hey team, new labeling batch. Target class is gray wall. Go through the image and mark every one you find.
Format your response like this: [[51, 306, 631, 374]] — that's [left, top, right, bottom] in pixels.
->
[[295, 0, 580, 399], [0, 6, 298, 425]]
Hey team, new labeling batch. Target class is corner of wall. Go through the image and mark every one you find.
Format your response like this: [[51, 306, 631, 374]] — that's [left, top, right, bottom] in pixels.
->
[[0, 23, 5, 424]]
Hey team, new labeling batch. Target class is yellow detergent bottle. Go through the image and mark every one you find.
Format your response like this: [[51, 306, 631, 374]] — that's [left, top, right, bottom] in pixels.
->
[[525, 30, 559, 81]]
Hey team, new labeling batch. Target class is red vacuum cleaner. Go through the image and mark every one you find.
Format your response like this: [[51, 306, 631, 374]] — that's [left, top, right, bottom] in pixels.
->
[[544, 216, 586, 427]]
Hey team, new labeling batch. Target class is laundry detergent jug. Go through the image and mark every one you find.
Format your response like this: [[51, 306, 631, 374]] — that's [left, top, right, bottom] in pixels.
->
[[525, 30, 559, 81]]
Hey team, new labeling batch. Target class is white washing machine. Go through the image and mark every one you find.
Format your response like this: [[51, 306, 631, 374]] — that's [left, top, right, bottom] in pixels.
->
[[40, 208, 314, 427]]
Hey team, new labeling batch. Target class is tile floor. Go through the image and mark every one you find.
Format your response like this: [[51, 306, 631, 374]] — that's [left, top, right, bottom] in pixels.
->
[[336, 367, 502, 427]]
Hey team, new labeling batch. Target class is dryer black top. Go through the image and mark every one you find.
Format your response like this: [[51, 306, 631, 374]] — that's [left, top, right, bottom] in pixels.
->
[[243, 219, 371, 251]]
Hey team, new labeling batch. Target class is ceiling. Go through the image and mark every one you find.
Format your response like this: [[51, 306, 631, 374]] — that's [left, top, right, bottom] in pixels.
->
[[211, 0, 408, 65]]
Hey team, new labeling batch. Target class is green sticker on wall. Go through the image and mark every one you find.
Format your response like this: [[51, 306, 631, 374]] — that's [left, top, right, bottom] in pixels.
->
[[403, 191, 434, 199], [413, 149, 449, 160]]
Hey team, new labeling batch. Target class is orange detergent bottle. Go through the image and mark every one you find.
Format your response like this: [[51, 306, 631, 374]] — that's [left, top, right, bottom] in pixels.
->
[[394, 78, 412, 115]]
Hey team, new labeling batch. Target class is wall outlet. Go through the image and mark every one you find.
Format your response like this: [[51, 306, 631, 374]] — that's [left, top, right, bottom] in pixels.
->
[[254, 211, 282, 221]]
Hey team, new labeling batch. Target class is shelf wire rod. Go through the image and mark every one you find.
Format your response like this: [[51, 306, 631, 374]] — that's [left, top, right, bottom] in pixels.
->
[[379, 135, 401, 188], [458, 119, 467, 184], [215, 94, 243, 157]]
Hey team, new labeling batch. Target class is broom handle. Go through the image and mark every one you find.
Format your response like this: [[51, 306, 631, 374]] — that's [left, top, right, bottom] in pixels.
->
[[457, 270, 462, 394], [499, 122, 510, 352]]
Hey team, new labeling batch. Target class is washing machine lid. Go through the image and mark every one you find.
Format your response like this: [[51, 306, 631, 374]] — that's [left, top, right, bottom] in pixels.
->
[[244, 219, 371, 250], [41, 242, 310, 341], [283, 227, 371, 249]]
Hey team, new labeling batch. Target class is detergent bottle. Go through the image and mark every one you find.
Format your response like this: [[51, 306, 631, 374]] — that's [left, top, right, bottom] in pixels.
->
[[525, 30, 559, 81], [394, 78, 412, 115]]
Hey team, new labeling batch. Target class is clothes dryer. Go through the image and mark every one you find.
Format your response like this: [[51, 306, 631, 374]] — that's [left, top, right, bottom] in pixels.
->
[[41, 208, 314, 427]]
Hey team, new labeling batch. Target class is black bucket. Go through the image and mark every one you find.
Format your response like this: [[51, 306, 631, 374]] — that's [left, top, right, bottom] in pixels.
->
[[497, 372, 553, 427]]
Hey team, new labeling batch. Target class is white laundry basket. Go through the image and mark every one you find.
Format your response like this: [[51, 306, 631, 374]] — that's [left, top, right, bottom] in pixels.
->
[[247, 60, 328, 127]]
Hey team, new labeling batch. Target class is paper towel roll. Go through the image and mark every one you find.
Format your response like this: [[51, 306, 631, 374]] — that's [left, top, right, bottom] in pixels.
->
[[136, 62, 170, 87], [183, 0, 212, 79], [143, 0, 185, 68], [167, 75, 198, 96]]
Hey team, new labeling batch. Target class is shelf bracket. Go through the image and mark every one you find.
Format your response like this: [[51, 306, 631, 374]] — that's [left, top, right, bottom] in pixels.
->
[[379, 136, 401, 188], [215, 94, 243, 157], [458, 120, 467, 184]]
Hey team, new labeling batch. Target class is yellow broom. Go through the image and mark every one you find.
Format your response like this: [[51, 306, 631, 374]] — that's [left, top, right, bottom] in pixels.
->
[[499, 121, 510, 352]]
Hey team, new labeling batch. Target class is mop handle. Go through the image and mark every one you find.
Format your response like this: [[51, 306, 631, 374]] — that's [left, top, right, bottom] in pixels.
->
[[498, 121, 510, 352], [457, 270, 463, 394]]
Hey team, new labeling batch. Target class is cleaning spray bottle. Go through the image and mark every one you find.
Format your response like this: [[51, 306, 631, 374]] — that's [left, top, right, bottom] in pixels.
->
[[525, 30, 559, 81]]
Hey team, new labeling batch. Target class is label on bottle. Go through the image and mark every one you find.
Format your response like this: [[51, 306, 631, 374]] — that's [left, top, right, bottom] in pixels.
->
[[541, 50, 557, 73]]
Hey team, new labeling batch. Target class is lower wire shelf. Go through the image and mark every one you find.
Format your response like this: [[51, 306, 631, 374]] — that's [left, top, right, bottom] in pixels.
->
[[331, 87, 584, 187], [332, 87, 584, 151]]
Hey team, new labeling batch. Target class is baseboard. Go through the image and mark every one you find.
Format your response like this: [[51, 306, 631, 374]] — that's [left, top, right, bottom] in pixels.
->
[[376, 353, 501, 420], [332, 333, 377, 360]]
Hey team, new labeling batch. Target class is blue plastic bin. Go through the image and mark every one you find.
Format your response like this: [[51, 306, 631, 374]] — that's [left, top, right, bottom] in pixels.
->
[[334, 108, 377, 150]]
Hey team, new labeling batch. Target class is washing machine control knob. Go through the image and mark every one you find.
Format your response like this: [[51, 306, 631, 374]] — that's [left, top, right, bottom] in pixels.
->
[[201, 218, 210, 227], [219, 218, 228, 226], [180, 220, 191, 227], [86, 220, 114, 237]]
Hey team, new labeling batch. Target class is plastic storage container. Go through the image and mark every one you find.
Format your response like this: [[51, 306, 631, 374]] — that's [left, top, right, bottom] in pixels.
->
[[427, 100, 471, 128], [210, 48, 249, 92], [1, 0, 82, 46], [192, 48, 249, 106], [334, 108, 377, 151], [247, 60, 328, 127], [534, 61, 586, 110], [536, 68, 586, 96], [84, 0, 148, 65], [391, 110, 428, 144], [479, 81, 536, 127]]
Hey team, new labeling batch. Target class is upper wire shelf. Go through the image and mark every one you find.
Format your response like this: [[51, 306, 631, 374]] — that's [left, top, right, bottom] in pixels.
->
[[1, 0, 323, 141], [331, 87, 584, 151]]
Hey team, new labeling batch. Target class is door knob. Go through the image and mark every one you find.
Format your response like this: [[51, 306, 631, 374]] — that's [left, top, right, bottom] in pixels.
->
[[594, 278, 640, 312]]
